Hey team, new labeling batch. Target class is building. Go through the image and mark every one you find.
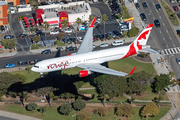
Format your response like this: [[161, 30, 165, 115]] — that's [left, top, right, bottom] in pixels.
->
[[35, 1, 91, 28], [0, 0, 8, 26]]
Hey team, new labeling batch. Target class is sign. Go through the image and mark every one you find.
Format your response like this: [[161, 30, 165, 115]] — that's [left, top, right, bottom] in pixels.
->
[[61, 17, 67, 20], [125, 17, 134, 23]]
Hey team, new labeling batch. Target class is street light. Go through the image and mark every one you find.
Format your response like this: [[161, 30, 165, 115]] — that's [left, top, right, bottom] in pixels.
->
[[72, 114, 76, 120]]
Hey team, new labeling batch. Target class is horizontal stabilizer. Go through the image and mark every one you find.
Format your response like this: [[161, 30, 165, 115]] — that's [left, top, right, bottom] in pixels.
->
[[138, 48, 159, 54]]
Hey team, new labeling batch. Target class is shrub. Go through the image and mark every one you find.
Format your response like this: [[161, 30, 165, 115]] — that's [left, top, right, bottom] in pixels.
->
[[30, 28, 38, 32], [127, 27, 139, 37], [77, 112, 91, 120], [31, 44, 39, 50], [94, 107, 108, 117], [55, 40, 65, 46], [26, 102, 37, 112], [116, 13, 121, 19]]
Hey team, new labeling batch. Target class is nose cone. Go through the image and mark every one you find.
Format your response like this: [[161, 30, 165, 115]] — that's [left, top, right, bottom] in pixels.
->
[[31, 66, 38, 72]]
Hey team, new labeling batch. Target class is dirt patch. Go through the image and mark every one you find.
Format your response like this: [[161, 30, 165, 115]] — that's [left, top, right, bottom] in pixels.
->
[[133, 55, 152, 63], [0, 46, 17, 54]]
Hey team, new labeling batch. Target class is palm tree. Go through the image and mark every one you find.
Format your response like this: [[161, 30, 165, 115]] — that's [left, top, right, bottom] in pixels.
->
[[98, 94, 109, 107], [43, 21, 49, 31], [48, 92, 55, 107], [61, 20, 69, 29], [21, 91, 29, 107], [75, 17, 82, 27], [169, 71, 175, 80], [89, 15, 95, 22], [101, 14, 108, 40]]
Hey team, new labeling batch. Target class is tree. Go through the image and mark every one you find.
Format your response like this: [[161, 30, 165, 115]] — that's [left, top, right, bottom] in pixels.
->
[[26, 66, 31, 73], [48, 92, 55, 107], [89, 15, 95, 22], [75, 17, 82, 27], [153, 95, 162, 108], [139, 52, 147, 59], [98, 75, 127, 99], [169, 71, 175, 80], [98, 94, 109, 107], [127, 26, 139, 37], [153, 74, 170, 93], [77, 112, 91, 120], [59, 103, 72, 116], [26, 102, 37, 112], [57, 33, 64, 40], [0, 72, 24, 94], [141, 102, 159, 119], [94, 107, 108, 117], [61, 20, 69, 28], [115, 103, 135, 117], [170, 79, 179, 87], [1, 39, 16, 50], [21, 91, 29, 107], [32, 35, 41, 43], [43, 21, 49, 30], [101, 14, 108, 40], [38, 106, 46, 116], [73, 99, 86, 113]]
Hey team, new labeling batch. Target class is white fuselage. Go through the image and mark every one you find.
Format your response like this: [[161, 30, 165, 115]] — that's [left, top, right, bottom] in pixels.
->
[[31, 45, 131, 73]]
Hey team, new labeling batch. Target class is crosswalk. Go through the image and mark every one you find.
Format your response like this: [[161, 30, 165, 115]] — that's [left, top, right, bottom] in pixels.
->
[[159, 47, 180, 55], [105, 20, 117, 24]]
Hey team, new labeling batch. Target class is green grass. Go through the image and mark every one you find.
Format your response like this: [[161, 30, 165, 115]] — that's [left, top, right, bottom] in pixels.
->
[[122, 6, 131, 19], [78, 89, 99, 102], [4, 105, 170, 120], [108, 57, 156, 74], [161, 0, 179, 25], [129, 107, 170, 120]]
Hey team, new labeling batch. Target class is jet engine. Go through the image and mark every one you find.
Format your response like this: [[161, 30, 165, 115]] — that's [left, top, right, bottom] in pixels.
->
[[78, 70, 91, 77]]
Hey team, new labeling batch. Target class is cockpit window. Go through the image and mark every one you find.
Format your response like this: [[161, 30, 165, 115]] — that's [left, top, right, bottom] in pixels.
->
[[34, 66, 39, 68]]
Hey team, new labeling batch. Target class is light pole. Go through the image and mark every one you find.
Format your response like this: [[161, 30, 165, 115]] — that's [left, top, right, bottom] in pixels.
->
[[72, 114, 76, 120]]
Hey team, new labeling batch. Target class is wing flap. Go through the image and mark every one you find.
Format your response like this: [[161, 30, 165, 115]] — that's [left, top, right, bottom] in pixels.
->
[[77, 63, 135, 77]]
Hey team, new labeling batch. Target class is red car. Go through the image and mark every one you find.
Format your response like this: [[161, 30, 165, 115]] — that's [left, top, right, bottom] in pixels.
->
[[173, 6, 178, 11]]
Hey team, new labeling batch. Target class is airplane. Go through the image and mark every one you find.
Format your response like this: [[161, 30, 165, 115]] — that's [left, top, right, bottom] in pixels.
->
[[31, 17, 157, 77]]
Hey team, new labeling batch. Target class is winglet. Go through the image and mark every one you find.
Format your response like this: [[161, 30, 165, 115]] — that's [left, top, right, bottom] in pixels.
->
[[89, 17, 97, 28], [128, 67, 136, 75]]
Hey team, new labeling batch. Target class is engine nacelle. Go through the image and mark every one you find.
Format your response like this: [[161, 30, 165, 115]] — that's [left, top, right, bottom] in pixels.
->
[[78, 70, 91, 77]]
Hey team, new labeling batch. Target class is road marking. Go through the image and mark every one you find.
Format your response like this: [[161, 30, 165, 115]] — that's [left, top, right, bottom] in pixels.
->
[[163, 23, 165, 26], [166, 30, 168, 33], [162, 47, 180, 55], [153, 17, 155, 19], [174, 48, 178, 53], [160, 31, 162, 34], [150, 10, 152, 13], [170, 37, 172, 40], [153, 2, 155, 5], [173, 44, 175, 47], [159, 16, 161, 19], [163, 38, 165, 41]]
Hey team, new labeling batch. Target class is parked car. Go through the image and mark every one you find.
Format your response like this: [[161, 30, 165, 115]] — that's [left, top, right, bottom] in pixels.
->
[[4, 35, 14, 39], [18, 61, 28, 66], [69, 38, 77, 43], [10, 7, 15, 14], [97, 16, 101, 21], [29, 59, 41, 65], [95, 34, 104, 40], [0, 26, 5, 32], [154, 19, 160, 28], [108, 32, 116, 38], [5, 63, 15, 68], [99, 43, 109, 47], [170, 0, 175, 3], [62, 38, 71, 44], [176, 58, 180, 64], [64, 29, 74, 33], [142, 2, 148, 8], [177, 13, 180, 19], [37, 32, 45, 36], [173, 6, 178, 11], [79, 25, 87, 31], [19, 34, 28, 38], [50, 30, 60, 34], [156, 4, 161, 10], [112, 40, 124, 46], [77, 37, 83, 42], [94, 21, 100, 27], [177, 0, 180, 3], [65, 46, 77, 51], [93, 36, 98, 41], [140, 13, 147, 21], [41, 49, 51, 54], [93, 45, 96, 49], [113, 30, 122, 38], [135, 3, 140, 9]]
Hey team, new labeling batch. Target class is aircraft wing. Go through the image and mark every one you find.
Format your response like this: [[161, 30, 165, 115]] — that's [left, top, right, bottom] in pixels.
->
[[76, 63, 136, 77], [76, 17, 96, 54]]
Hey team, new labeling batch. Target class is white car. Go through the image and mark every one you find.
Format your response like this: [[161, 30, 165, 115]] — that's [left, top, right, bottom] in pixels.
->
[[50, 31, 60, 34], [99, 43, 109, 48], [93, 45, 96, 49], [77, 37, 83, 42], [112, 40, 124, 46], [64, 29, 74, 33], [10, 7, 15, 14]]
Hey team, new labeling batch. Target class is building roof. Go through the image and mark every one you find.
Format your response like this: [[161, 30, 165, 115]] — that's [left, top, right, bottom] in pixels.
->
[[35, 9, 45, 19]]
